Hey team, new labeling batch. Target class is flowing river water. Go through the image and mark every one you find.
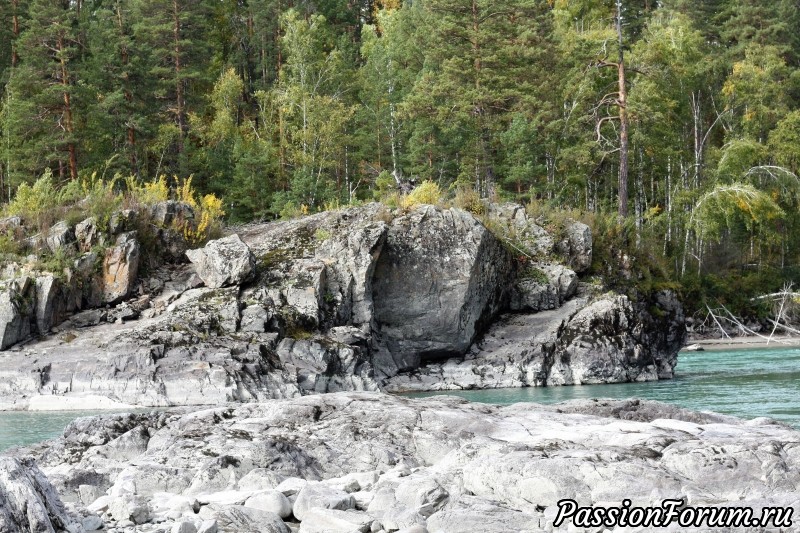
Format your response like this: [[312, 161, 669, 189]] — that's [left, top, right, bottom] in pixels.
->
[[1, 347, 798, 453]]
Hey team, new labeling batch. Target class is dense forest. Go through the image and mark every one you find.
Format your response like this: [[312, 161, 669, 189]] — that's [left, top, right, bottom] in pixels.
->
[[2, 0, 800, 315]]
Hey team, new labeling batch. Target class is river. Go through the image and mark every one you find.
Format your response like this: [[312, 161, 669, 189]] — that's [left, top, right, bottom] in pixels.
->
[[0, 346, 798, 453], [405, 346, 800, 427]]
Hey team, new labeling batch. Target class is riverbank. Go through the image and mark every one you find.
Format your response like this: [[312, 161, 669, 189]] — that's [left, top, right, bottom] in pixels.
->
[[4, 392, 799, 533], [683, 334, 800, 351]]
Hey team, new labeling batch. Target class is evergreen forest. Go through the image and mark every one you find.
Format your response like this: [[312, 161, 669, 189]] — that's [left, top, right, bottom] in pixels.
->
[[2, 0, 800, 317]]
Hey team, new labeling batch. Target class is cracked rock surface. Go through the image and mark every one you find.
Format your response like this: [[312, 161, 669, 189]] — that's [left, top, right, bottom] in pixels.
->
[[7, 393, 800, 532]]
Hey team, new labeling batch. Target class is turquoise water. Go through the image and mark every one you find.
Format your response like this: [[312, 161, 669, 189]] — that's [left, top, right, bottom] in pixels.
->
[[0, 348, 798, 453], [0, 410, 134, 453], [404, 347, 800, 428]]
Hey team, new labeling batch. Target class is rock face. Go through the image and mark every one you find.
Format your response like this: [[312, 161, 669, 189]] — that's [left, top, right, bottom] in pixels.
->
[[557, 221, 593, 273], [103, 232, 141, 304], [0, 202, 685, 409], [371, 206, 514, 377], [0, 456, 79, 532], [13, 393, 800, 533], [186, 234, 256, 289], [0, 277, 35, 350]]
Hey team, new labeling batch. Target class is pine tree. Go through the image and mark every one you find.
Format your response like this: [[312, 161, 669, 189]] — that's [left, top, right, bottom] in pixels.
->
[[402, 0, 558, 196], [4, 0, 80, 184], [129, 0, 213, 178], [80, 0, 147, 176]]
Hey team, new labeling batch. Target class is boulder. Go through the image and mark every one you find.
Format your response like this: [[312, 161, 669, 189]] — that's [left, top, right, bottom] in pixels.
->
[[276, 338, 377, 393], [108, 495, 151, 524], [551, 292, 686, 384], [0, 457, 77, 533], [35, 274, 64, 335], [557, 221, 593, 273], [298, 508, 373, 533], [186, 234, 256, 289], [283, 259, 326, 325], [45, 221, 76, 253], [68, 308, 107, 329], [109, 209, 137, 235], [172, 521, 198, 533], [237, 470, 285, 492], [510, 263, 577, 312], [395, 476, 449, 518], [239, 305, 270, 333], [371, 206, 513, 377], [103, 232, 141, 304], [151, 200, 195, 227], [244, 490, 292, 519], [75, 217, 102, 252], [240, 204, 386, 335], [0, 277, 35, 349], [213, 506, 289, 533], [293, 482, 356, 521], [0, 215, 22, 234], [82, 514, 104, 531]]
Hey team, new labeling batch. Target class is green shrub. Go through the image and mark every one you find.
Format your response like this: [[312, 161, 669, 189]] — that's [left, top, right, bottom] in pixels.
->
[[453, 186, 484, 215], [402, 181, 442, 209], [4, 171, 61, 229], [374, 170, 397, 202], [84, 173, 124, 230]]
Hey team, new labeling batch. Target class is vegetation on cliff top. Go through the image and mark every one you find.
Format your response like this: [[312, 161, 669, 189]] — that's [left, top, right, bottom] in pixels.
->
[[1, 0, 799, 320]]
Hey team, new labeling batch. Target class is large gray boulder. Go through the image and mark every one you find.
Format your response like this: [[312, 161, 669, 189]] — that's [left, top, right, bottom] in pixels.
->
[[293, 482, 356, 521], [213, 506, 289, 533], [239, 203, 388, 332], [0, 457, 78, 533], [150, 200, 195, 227], [35, 275, 64, 335], [557, 221, 593, 273], [371, 206, 514, 377], [510, 263, 577, 312], [276, 338, 377, 393], [103, 232, 141, 304], [75, 217, 101, 252], [186, 234, 255, 289], [0, 277, 35, 349], [44, 221, 76, 254]]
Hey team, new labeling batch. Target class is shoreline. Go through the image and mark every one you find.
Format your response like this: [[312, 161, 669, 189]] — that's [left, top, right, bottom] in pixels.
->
[[683, 334, 800, 351]]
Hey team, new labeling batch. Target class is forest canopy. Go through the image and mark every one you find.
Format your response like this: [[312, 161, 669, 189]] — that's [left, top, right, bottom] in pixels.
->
[[2, 0, 800, 313]]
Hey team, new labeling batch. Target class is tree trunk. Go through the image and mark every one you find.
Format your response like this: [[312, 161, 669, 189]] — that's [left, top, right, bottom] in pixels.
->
[[11, 0, 19, 67], [116, 4, 138, 175], [58, 35, 78, 181], [616, 0, 629, 218], [173, 0, 185, 156]]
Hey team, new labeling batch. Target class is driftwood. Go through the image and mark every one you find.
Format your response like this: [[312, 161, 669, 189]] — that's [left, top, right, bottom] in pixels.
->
[[704, 283, 798, 346]]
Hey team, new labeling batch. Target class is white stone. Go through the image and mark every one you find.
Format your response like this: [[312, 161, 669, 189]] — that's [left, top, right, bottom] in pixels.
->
[[244, 490, 292, 519]]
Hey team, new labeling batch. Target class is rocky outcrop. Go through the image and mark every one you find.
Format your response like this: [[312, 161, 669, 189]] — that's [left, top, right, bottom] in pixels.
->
[[385, 289, 685, 392], [102, 232, 141, 305], [186, 234, 255, 289], [0, 456, 81, 532], [0, 202, 685, 409], [11, 393, 800, 533], [0, 277, 35, 350], [557, 220, 593, 273], [45, 221, 77, 254], [371, 206, 514, 377], [75, 217, 101, 253]]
